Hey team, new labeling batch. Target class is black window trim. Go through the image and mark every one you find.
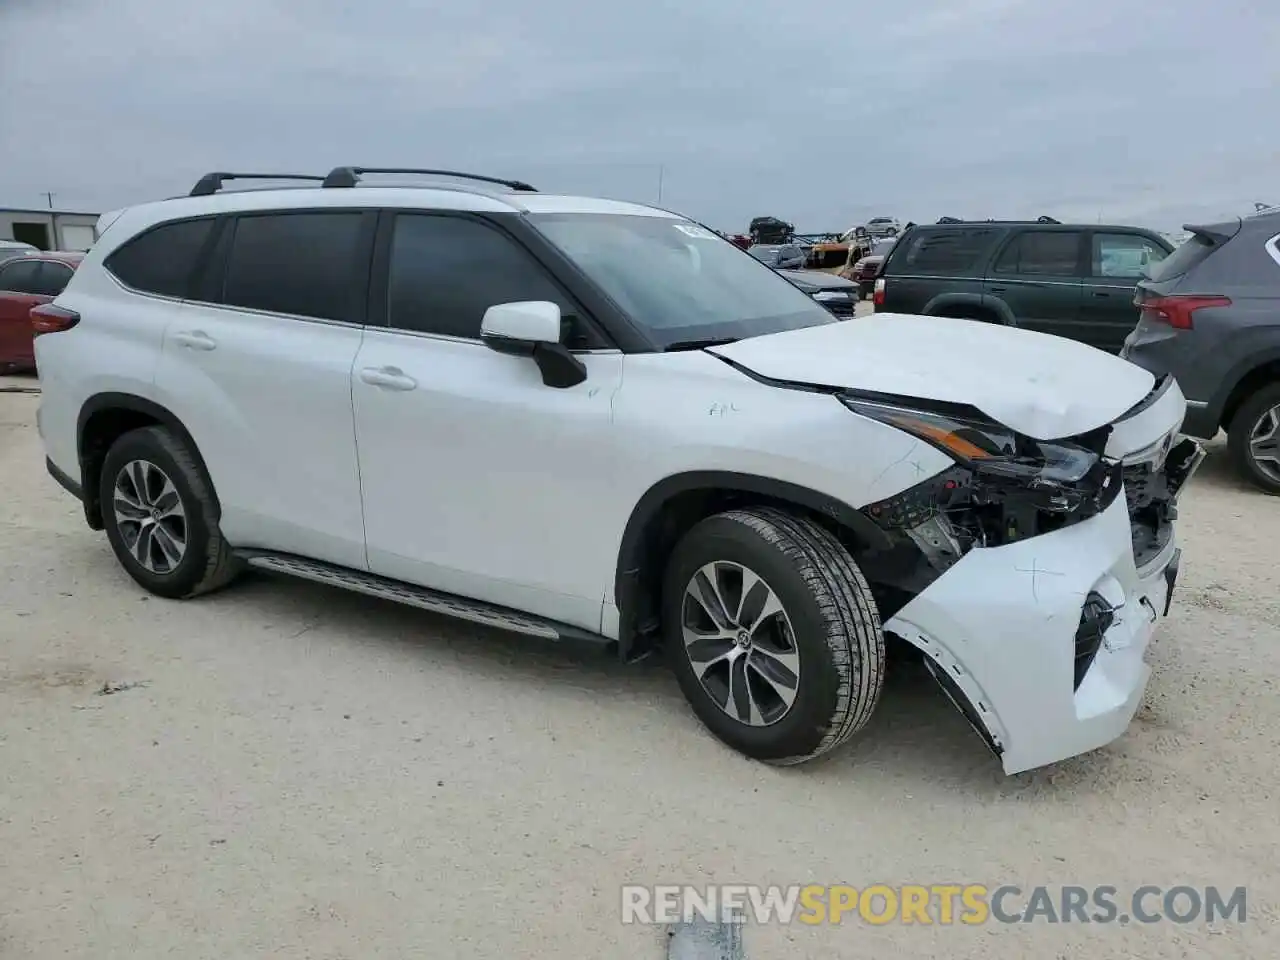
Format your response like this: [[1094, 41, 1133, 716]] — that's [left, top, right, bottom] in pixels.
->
[[195, 207, 379, 327], [0, 257, 45, 294], [102, 214, 222, 302], [989, 227, 1088, 278], [367, 208, 623, 352]]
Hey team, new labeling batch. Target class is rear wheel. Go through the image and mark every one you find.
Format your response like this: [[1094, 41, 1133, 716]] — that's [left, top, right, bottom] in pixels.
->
[[662, 507, 884, 764], [1227, 383, 1280, 494], [100, 426, 241, 597]]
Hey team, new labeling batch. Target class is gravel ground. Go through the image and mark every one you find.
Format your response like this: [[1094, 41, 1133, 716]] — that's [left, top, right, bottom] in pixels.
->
[[1, 377, 1277, 959]]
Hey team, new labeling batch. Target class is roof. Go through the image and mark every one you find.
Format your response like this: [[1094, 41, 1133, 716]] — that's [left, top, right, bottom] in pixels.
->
[[0, 208, 100, 218], [90, 185, 685, 260]]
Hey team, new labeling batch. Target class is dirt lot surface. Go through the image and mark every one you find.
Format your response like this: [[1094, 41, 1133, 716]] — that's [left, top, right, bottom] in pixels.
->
[[1, 377, 1276, 959]]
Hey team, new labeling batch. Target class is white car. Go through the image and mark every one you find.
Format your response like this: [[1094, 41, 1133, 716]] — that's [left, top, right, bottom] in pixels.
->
[[33, 167, 1203, 774]]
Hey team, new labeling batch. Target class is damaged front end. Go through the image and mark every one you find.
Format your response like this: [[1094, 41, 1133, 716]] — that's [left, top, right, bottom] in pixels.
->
[[839, 394, 1124, 617]]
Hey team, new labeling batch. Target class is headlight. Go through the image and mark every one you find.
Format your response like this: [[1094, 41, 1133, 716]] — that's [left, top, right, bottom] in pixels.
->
[[838, 396, 1102, 488]]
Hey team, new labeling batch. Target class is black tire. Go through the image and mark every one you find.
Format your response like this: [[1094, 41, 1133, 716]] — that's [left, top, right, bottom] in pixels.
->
[[1227, 383, 1280, 495], [99, 425, 241, 598], [662, 507, 884, 765]]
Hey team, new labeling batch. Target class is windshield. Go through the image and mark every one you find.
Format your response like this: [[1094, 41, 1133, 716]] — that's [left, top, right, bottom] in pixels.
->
[[531, 213, 835, 346]]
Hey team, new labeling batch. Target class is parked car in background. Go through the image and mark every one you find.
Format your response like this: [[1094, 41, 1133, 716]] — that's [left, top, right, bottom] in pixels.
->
[[775, 268, 861, 317], [864, 217, 901, 239], [748, 243, 806, 269], [875, 220, 1173, 353], [0, 240, 39, 265], [1122, 209, 1280, 494], [0, 252, 82, 371], [843, 237, 898, 298]]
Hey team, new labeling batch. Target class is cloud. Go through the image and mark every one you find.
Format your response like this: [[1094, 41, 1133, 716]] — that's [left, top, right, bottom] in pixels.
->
[[1, 0, 1277, 231]]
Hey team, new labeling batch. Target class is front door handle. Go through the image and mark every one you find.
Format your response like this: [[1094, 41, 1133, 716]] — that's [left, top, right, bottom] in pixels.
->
[[1091, 290, 1113, 298], [986, 285, 1007, 294], [359, 366, 417, 391], [172, 330, 217, 351]]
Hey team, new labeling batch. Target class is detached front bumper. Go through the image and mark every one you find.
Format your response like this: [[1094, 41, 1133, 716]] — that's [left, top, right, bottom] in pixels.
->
[[884, 483, 1190, 775]]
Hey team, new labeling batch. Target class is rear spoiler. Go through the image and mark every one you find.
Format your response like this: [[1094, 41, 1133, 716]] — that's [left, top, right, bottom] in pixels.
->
[[1182, 218, 1241, 246]]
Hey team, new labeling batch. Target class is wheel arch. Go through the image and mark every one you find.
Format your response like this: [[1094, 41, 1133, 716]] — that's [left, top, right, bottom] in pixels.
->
[[76, 392, 216, 530], [612, 471, 892, 661], [923, 292, 1011, 324], [1214, 352, 1280, 434]]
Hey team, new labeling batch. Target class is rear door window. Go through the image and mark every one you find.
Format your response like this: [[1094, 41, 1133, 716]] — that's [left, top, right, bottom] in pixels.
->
[[31, 262, 75, 297], [993, 231, 1082, 276], [1091, 233, 1168, 279], [222, 212, 369, 322], [0, 259, 41, 293], [893, 228, 998, 273]]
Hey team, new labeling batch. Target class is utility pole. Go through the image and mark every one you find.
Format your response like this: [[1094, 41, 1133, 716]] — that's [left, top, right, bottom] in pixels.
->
[[43, 192, 55, 210], [656, 165, 665, 204]]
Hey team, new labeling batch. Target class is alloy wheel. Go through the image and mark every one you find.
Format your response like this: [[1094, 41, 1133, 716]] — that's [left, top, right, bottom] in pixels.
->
[[682, 561, 801, 727], [112, 459, 188, 575], [1249, 404, 1280, 484]]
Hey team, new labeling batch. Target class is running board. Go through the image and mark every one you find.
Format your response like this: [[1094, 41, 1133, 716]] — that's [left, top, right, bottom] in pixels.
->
[[238, 551, 615, 652]]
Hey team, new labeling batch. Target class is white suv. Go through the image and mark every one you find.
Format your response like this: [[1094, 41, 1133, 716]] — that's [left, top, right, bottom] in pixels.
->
[[34, 167, 1204, 774]]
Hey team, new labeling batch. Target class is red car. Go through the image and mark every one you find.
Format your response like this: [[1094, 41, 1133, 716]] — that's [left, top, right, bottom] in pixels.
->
[[0, 252, 82, 372]]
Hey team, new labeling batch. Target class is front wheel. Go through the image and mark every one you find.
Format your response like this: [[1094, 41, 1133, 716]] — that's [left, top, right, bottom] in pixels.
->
[[662, 507, 884, 765], [1227, 383, 1280, 494]]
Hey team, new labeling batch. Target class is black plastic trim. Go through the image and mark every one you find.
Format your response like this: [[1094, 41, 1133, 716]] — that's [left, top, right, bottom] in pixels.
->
[[322, 166, 537, 192], [612, 471, 893, 658], [190, 172, 325, 196], [76, 393, 216, 529], [46, 458, 82, 500]]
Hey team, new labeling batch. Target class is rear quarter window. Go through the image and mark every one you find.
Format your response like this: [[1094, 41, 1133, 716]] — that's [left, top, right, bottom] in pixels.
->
[[888, 228, 999, 274], [105, 217, 217, 298]]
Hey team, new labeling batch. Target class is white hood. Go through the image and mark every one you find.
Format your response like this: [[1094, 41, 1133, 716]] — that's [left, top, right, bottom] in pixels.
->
[[708, 313, 1157, 440]]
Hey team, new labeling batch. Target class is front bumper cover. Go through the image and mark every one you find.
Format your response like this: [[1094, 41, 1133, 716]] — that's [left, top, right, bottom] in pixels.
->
[[884, 489, 1183, 775]]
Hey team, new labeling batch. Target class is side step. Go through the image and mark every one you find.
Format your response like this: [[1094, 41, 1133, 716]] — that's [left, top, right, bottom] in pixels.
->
[[237, 551, 615, 653]]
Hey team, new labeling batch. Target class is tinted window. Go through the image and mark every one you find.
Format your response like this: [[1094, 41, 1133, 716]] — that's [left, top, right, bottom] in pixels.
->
[[387, 214, 573, 339], [32, 262, 74, 297], [223, 212, 366, 322], [0, 259, 41, 293], [896, 228, 997, 272], [105, 218, 215, 297], [1092, 233, 1168, 279], [994, 231, 1081, 275]]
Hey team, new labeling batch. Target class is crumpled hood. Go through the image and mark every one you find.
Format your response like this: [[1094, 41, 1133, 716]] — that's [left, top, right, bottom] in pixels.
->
[[707, 313, 1158, 440]]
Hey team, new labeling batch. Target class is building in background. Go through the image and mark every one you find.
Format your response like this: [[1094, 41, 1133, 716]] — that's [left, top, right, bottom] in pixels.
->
[[0, 208, 100, 252]]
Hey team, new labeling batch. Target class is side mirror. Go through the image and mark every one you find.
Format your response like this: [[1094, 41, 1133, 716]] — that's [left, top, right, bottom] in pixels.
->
[[481, 300, 562, 346], [479, 300, 587, 389]]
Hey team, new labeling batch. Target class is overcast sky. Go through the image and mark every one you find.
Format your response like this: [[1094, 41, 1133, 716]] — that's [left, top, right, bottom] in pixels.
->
[[1, 0, 1277, 232]]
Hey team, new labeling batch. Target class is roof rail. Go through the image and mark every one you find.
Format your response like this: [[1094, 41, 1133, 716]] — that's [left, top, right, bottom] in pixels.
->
[[1036, 215, 1061, 224], [936, 216, 964, 224], [322, 167, 538, 192], [189, 172, 326, 197]]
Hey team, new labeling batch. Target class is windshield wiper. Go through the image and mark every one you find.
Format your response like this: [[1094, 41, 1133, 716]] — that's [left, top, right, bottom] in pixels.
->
[[664, 336, 740, 352]]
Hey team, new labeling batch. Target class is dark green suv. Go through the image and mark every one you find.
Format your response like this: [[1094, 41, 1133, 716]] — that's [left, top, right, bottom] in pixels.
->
[[873, 219, 1174, 353]]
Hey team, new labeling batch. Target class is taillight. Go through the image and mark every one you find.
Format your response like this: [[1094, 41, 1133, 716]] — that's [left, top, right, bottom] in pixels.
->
[[30, 304, 80, 337], [873, 277, 886, 307], [1135, 294, 1230, 330]]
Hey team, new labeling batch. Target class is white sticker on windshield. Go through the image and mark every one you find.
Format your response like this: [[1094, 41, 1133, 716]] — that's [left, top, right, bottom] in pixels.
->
[[674, 223, 717, 240]]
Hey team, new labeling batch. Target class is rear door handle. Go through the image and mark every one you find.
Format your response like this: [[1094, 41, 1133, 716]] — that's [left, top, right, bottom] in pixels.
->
[[1091, 291, 1113, 298], [172, 330, 216, 351], [359, 366, 417, 391], [986, 285, 1007, 293]]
